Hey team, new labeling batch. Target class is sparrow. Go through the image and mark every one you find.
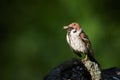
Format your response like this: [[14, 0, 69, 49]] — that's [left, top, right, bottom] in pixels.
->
[[64, 22, 96, 62]]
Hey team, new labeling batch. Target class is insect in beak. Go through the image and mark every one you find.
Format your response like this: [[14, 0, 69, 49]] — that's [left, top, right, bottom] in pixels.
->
[[63, 26, 69, 30]]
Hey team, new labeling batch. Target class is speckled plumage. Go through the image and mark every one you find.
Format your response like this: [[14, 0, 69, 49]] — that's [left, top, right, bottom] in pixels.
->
[[66, 28, 87, 53], [64, 22, 94, 62]]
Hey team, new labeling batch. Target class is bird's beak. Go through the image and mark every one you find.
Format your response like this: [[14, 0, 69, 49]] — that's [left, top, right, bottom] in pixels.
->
[[63, 26, 69, 30]]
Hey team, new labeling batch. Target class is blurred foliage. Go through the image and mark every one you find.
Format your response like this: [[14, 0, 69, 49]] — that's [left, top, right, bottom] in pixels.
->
[[0, 0, 120, 80]]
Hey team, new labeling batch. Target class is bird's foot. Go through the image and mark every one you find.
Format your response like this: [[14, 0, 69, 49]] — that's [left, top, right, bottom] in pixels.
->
[[82, 55, 88, 62]]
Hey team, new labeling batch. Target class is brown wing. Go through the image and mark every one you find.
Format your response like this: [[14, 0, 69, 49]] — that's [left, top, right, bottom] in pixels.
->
[[80, 32, 94, 57]]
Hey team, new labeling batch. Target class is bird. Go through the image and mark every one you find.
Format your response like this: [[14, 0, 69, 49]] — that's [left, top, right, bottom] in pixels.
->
[[63, 22, 96, 62]]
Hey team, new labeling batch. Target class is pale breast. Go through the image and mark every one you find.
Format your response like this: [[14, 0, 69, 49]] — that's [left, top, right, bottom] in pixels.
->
[[67, 33, 87, 53]]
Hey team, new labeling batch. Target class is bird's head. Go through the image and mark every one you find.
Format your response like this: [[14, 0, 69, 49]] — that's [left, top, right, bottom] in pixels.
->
[[64, 22, 82, 34]]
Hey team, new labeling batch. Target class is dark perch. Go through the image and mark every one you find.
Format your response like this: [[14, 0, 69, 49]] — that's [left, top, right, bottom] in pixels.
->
[[44, 58, 120, 80]]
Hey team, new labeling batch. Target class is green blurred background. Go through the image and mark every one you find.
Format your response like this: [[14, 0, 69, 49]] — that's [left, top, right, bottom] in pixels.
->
[[0, 0, 120, 80]]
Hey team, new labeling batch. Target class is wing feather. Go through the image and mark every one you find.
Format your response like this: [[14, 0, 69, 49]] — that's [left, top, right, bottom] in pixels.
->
[[80, 32, 94, 56]]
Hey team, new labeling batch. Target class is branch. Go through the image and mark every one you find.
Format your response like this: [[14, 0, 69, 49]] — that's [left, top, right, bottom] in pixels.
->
[[44, 58, 120, 80]]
